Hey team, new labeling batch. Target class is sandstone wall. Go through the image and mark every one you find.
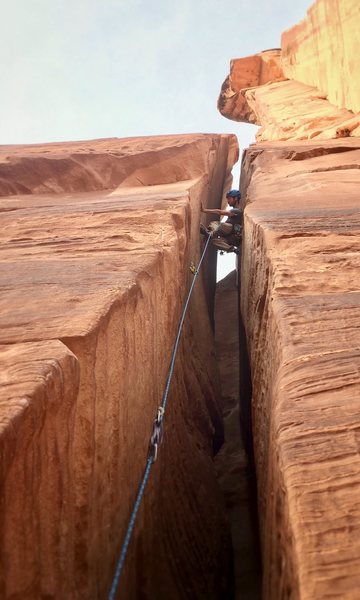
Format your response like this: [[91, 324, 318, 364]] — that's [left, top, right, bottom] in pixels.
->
[[243, 79, 360, 141], [218, 58, 360, 142], [0, 135, 235, 197], [218, 0, 360, 142], [218, 1, 360, 597], [281, 0, 360, 114], [218, 50, 286, 124], [240, 138, 360, 598], [0, 134, 238, 598]]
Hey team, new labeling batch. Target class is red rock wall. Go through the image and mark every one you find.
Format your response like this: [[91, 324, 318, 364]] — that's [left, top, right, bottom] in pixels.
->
[[218, 50, 286, 124], [0, 341, 79, 599], [240, 138, 360, 598], [281, 0, 360, 114], [0, 135, 234, 196], [218, 2, 360, 596], [0, 134, 238, 598], [244, 79, 360, 141], [218, 0, 360, 142]]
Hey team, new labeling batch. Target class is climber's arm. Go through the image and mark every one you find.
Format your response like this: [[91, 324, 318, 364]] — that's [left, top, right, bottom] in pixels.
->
[[201, 204, 232, 217]]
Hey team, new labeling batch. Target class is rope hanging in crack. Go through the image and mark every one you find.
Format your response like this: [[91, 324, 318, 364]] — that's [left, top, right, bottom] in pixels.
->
[[108, 232, 212, 600]]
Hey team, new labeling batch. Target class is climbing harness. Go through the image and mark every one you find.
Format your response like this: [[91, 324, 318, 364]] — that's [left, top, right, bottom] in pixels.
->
[[108, 232, 212, 600]]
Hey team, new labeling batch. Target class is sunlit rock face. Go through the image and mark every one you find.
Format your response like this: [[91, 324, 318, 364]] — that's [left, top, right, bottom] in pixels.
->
[[218, 49, 286, 123], [218, 0, 360, 142], [244, 79, 360, 141], [241, 137, 360, 598], [0, 134, 238, 599], [281, 0, 360, 114], [218, 0, 360, 597], [0, 135, 237, 197]]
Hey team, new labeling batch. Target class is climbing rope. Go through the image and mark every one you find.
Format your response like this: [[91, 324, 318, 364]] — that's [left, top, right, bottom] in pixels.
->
[[108, 232, 212, 600]]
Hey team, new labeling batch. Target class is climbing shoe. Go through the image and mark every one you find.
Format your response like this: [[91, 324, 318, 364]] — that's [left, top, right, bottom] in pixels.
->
[[199, 223, 208, 236]]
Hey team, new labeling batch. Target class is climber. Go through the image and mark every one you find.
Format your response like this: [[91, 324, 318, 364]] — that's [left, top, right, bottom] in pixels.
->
[[200, 189, 242, 254]]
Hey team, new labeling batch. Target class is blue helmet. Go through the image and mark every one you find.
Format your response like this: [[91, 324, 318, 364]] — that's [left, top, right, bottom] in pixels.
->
[[226, 189, 241, 199]]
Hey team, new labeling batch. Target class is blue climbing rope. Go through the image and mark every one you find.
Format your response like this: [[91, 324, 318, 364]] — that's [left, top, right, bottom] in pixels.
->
[[160, 232, 212, 413], [108, 232, 212, 600], [108, 458, 153, 600]]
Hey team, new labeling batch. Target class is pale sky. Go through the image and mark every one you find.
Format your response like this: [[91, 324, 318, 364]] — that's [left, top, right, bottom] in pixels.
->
[[1, 0, 313, 278], [2, 0, 312, 146]]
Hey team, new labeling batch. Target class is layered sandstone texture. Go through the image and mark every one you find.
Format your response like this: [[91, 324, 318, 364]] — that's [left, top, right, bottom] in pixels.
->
[[0, 134, 238, 599], [241, 138, 360, 598], [218, 1, 360, 596], [218, 0, 360, 141], [217, 50, 286, 124], [282, 0, 360, 114]]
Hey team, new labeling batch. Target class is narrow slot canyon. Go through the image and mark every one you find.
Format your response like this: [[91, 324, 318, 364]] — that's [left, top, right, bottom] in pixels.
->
[[1, 2, 360, 595], [2, 131, 360, 599], [214, 269, 262, 599]]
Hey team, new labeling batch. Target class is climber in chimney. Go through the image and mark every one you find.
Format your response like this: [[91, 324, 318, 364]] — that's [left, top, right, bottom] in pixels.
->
[[200, 189, 242, 254]]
